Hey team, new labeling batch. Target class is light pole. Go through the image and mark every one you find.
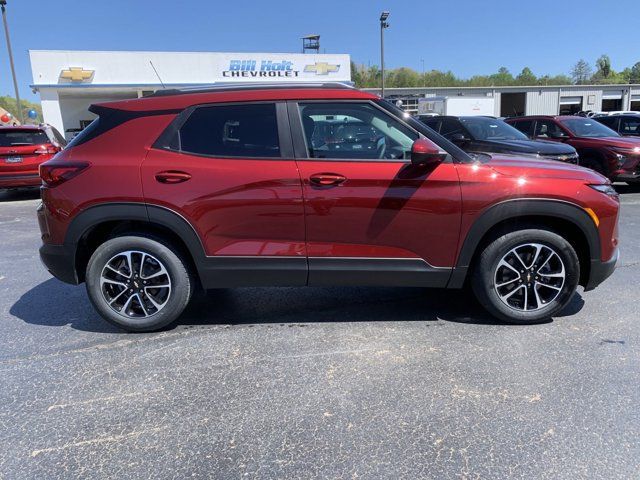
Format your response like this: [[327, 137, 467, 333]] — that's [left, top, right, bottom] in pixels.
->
[[379, 11, 389, 99], [0, 0, 23, 124], [421, 58, 425, 86]]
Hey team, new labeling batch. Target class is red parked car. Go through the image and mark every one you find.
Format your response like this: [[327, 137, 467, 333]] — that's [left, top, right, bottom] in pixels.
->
[[506, 115, 640, 183], [0, 125, 66, 190], [37, 84, 620, 332]]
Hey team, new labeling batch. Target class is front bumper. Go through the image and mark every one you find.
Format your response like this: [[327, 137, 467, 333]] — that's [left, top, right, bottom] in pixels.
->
[[39, 243, 79, 285], [584, 248, 619, 291]]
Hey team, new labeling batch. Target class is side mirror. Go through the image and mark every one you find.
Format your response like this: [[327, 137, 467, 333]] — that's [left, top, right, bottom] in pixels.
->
[[449, 133, 468, 143], [548, 131, 563, 139], [411, 138, 447, 167]]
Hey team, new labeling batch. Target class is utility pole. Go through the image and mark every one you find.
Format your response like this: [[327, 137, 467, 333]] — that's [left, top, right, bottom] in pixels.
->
[[1, 0, 23, 123], [421, 58, 425, 86], [379, 11, 389, 99]]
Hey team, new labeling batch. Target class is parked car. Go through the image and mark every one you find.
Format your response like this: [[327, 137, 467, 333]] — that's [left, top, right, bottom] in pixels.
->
[[419, 116, 579, 164], [38, 83, 619, 332], [506, 115, 640, 183], [594, 111, 640, 117], [0, 124, 66, 190], [594, 114, 640, 137]]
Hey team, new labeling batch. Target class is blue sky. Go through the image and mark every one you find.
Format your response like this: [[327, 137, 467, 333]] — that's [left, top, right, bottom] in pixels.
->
[[1, 0, 639, 101]]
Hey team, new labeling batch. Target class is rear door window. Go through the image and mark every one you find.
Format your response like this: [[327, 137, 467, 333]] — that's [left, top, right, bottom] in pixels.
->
[[511, 120, 533, 136], [177, 103, 280, 158], [534, 120, 567, 138]]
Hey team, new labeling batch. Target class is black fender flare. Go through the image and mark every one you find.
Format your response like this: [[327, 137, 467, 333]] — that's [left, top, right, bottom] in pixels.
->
[[447, 199, 600, 288], [64, 202, 207, 276]]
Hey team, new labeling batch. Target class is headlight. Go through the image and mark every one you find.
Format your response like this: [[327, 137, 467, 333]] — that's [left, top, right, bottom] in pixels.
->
[[588, 184, 619, 198]]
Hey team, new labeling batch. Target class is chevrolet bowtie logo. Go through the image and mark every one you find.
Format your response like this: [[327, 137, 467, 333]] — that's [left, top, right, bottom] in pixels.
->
[[304, 62, 340, 75], [60, 67, 94, 82]]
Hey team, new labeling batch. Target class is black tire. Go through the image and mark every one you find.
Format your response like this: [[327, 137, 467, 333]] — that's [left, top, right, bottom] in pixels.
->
[[472, 229, 580, 324], [85, 235, 193, 332]]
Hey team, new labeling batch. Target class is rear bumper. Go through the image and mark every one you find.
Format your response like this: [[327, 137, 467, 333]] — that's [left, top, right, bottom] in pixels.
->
[[39, 243, 79, 285], [585, 248, 619, 291], [0, 173, 40, 188]]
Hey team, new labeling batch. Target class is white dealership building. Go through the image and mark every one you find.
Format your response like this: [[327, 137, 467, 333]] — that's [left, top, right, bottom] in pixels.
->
[[29, 50, 351, 139], [29, 49, 640, 137]]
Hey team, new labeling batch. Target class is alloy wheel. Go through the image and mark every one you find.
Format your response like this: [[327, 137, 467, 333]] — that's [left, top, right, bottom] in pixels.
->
[[100, 250, 172, 318], [494, 243, 565, 312]]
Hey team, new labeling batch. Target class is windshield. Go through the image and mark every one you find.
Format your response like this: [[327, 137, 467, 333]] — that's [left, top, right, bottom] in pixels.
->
[[560, 118, 620, 138], [459, 117, 528, 141], [0, 129, 50, 147], [376, 100, 475, 163]]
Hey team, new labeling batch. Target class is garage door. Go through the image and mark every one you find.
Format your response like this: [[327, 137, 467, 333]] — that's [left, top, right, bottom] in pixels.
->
[[559, 96, 582, 105]]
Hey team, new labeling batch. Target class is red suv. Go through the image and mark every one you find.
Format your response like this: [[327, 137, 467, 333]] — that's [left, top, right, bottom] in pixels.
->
[[506, 115, 640, 183], [0, 125, 66, 189], [37, 84, 620, 332]]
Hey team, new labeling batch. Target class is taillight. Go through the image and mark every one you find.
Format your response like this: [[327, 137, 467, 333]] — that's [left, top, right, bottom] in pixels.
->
[[39, 161, 90, 187], [34, 144, 59, 155]]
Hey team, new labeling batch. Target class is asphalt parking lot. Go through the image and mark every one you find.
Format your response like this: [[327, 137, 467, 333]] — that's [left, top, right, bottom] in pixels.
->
[[1, 186, 639, 479]]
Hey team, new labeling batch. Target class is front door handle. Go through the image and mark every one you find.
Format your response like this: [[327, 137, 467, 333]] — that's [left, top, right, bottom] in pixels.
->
[[155, 170, 192, 184], [309, 173, 346, 186]]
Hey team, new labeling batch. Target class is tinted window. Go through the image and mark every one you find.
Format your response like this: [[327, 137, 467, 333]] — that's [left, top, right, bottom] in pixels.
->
[[459, 117, 527, 140], [420, 117, 440, 131], [179, 103, 280, 157], [298, 102, 418, 160], [0, 129, 50, 147], [560, 118, 620, 138], [620, 117, 640, 135], [511, 120, 533, 136], [596, 116, 617, 129], [439, 118, 466, 138], [534, 120, 568, 138]]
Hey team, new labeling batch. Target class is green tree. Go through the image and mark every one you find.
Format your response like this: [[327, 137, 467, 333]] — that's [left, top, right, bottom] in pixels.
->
[[595, 55, 612, 78], [0, 96, 43, 123], [516, 67, 537, 85], [571, 59, 592, 84], [540, 74, 572, 85], [387, 67, 421, 88], [630, 62, 640, 83], [489, 67, 515, 86]]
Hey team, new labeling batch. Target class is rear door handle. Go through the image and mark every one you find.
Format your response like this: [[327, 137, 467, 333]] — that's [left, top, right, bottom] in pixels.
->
[[155, 170, 192, 184], [309, 173, 346, 186]]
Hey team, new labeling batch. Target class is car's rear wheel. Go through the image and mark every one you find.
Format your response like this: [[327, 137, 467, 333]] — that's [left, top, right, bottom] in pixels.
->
[[472, 229, 580, 324], [86, 236, 193, 332]]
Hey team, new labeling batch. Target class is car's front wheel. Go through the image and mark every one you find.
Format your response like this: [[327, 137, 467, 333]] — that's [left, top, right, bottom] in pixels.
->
[[472, 229, 580, 324], [85, 235, 193, 332]]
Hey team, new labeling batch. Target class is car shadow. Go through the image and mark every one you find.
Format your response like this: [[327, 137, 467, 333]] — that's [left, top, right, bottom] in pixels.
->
[[0, 188, 40, 202], [10, 278, 585, 333]]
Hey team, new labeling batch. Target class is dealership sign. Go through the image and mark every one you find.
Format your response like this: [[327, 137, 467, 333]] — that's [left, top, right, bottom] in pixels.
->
[[219, 54, 346, 81], [30, 50, 351, 87]]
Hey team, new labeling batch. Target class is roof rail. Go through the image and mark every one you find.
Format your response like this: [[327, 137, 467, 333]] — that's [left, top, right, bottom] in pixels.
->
[[148, 82, 355, 97]]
